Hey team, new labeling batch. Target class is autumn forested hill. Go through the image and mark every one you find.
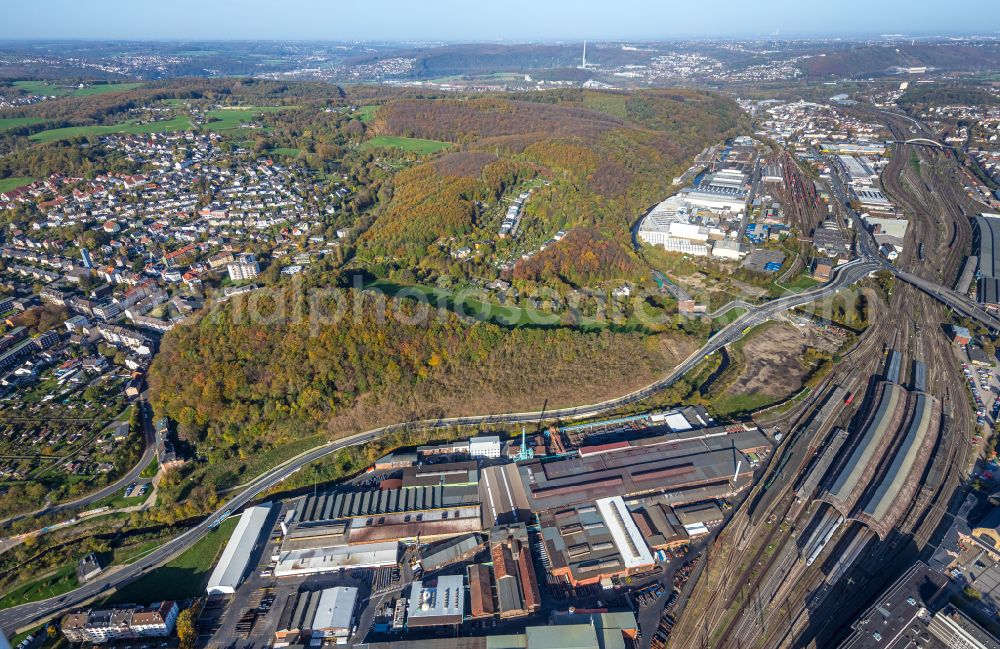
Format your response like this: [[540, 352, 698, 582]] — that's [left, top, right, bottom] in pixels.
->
[[149, 290, 696, 461], [357, 89, 746, 283]]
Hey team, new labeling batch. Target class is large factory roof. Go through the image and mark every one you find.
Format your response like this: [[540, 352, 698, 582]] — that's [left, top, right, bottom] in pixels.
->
[[347, 506, 482, 544], [595, 496, 655, 569], [407, 575, 465, 627], [313, 587, 357, 632], [297, 483, 480, 523], [480, 463, 533, 528], [540, 503, 625, 584], [401, 461, 479, 488], [520, 430, 763, 511], [274, 541, 398, 577]]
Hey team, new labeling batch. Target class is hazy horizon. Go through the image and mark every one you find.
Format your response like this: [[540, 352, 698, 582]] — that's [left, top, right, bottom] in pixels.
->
[[4, 0, 999, 41]]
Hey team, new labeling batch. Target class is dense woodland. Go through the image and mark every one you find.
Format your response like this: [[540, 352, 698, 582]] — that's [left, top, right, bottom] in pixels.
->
[[148, 290, 695, 462], [898, 83, 1000, 111]]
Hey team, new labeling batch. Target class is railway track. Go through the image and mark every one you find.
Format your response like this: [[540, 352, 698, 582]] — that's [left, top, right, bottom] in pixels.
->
[[676, 108, 984, 649], [672, 290, 900, 649], [678, 280, 969, 649]]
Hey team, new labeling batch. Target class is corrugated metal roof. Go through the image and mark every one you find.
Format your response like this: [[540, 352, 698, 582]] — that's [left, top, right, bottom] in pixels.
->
[[422, 534, 480, 571], [312, 587, 357, 631], [525, 624, 599, 649], [826, 383, 905, 504], [976, 214, 1000, 279], [862, 393, 938, 521], [206, 504, 271, 594]]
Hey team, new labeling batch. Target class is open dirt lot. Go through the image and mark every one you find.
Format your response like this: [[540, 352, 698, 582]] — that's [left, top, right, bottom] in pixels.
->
[[718, 321, 846, 406]]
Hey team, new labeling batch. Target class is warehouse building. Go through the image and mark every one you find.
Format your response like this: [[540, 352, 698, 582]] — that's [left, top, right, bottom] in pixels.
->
[[361, 610, 637, 649], [538, 495, 677, 587], [479, 463, 533, 528], [680, 185, 748, 215], [206, 504, 272, 595], [406, 575, 465, 628], [274, 541, 398, 578], [628, 501, 688, 549], [854, 187, 893, 209], [637, 220, 712, 255], [313, 587, 358, 643], [420, 534, 482, 573], [283, 469, 483, 550], [837, 155, 879, 185], [488, 523, 541, 619], [467, 564, 496, 619], [275, 590, 320, 647], [274, 587, 358, 647], [703, 167, 748, 192]]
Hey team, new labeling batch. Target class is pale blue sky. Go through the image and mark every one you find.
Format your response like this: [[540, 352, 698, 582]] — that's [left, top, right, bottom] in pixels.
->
[[1, 0, 997, 41]]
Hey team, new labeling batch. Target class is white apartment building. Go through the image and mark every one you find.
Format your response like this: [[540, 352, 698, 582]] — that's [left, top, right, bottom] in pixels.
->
[[227, 253, 260, 281]]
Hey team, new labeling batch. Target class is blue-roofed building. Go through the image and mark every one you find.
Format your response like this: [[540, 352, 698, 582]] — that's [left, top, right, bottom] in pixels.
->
[[744, 223, 769, 244]]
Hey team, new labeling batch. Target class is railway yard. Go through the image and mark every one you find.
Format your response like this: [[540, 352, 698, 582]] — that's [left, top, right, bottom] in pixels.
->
[[666, 108, 992, 649]]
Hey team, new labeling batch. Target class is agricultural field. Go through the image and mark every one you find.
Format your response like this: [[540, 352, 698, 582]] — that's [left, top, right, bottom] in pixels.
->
[[28, 115, 194, 143], [72, 83, 144, 97], [360, 135, 452, 154], [200, 105, 292, 132], [0, 176, 34, 192], [355, 104, 379, 122], [0, 117, 47, 131], [269, 147, 300, 158]]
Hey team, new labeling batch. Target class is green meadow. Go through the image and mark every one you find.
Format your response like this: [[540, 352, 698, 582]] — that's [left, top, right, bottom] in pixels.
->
[[360, 135, 452, 155], [0, 176, 35, 193], [0, 117, 47, 131], [28, 115, 194, 143]]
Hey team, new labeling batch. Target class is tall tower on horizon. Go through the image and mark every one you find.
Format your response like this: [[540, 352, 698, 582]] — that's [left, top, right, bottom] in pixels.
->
[[581, 40, 587, 69]]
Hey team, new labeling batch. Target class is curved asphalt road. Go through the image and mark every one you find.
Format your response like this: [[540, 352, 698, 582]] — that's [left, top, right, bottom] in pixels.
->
[[0, 258, 880, 635], [0, 395, 158, 531]]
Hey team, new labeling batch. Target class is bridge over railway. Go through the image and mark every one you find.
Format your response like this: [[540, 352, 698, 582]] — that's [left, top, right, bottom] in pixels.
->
[[895, 137, 956, 149], [856, 220, 1000, 331]]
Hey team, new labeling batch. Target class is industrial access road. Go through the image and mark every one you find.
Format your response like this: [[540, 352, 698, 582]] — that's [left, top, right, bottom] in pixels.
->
[[0, 258, 878, 636]]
